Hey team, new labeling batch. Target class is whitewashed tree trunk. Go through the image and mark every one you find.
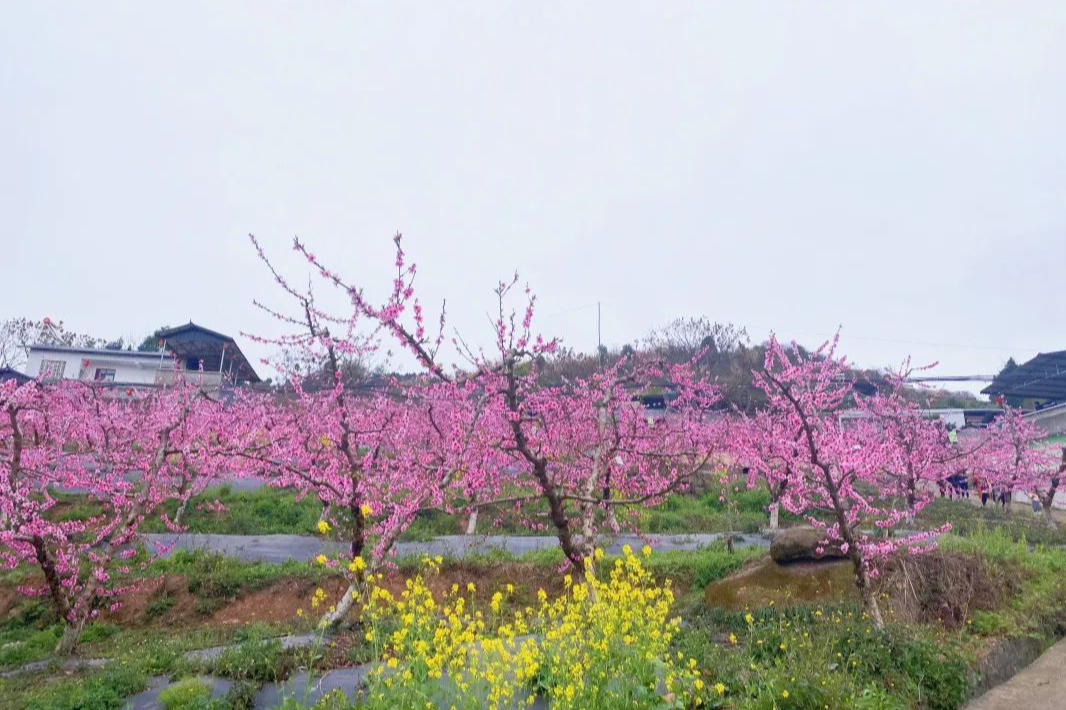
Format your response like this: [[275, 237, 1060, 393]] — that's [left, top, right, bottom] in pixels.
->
[[464, 506, 479, 535], [768, 502, 780, 531]]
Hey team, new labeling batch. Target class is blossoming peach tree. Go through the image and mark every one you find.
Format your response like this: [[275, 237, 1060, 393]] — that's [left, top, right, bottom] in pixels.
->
[[0, 378, 225, 653], [975, 406, 1064, 521], [735, 335, 947, 628], [237, 236, 505, 627], [249, 232, 724, 603], [854, 363, 961, 517]]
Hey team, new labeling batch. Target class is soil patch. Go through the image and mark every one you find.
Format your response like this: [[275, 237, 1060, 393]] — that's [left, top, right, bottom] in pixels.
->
[[0, 585, 23, 621]]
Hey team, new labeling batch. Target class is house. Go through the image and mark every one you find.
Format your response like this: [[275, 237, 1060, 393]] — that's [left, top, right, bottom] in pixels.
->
[[24, 322, 260, 389], [155, 323, 261, 385], [982, 351, 1066, 410], [0, 367, 30, 385]]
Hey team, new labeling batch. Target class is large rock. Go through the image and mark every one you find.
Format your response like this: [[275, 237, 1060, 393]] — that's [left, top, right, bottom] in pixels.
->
[[705, 558, 856, 610], [769, 526, 847, 564]]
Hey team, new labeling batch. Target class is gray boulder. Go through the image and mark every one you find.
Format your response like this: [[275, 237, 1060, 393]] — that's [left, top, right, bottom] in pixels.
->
[[769, 526, 847, 564]]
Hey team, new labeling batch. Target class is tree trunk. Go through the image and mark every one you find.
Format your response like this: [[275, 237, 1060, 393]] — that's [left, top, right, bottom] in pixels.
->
[[56, 617, 87, 656], [768, 502, 780, 531], [1042, 470, 1062, 529], [173, 497, 191, 527], [1042, 501, 1058, 529], [321, 582, 357, 628], [32, 539, 65, 613], [464, 506, 479, 535], [846, 544, 884, 629]]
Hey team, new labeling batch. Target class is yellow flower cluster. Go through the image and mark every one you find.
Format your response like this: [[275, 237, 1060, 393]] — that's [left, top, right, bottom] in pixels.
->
[[310, 587, 327, 610], [536, 546, 701, 709], [358, 566, 539, 710], [313, 547, 701, 710]]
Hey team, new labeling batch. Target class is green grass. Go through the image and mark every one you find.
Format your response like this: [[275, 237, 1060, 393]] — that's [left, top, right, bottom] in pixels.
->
[[677, 607, 971, 710], [0, 625, 61, 670], [148, 550, 328, 600], [142, 485, 325, 535], [136, 484, 783, 538], [8, 662, 148, 710], [158, 677, 212, 710], [640, 489, 779, 534], [917, 498, 1066, 546], [646, 542, 764, 589]]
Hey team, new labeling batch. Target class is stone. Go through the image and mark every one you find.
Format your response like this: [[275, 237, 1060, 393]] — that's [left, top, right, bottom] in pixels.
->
[[769, 526, 847, 564], [705, 558, 857, 611]]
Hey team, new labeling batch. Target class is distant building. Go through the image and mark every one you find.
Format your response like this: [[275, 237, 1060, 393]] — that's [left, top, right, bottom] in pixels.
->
[[155, 323, 261, 386], [24, 322, 260, 390], [0, 367, 30, 385], [839, 407, 1003, 431], [982, 351, 1066, 410]]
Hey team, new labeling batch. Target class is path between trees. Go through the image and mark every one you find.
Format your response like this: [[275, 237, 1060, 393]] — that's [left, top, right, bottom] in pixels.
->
[[143, 532, 772, 563], [966, 637, 1066, 710]]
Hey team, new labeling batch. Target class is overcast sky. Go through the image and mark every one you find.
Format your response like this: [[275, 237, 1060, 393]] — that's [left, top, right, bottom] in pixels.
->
[[3, 2, 1064, 393]]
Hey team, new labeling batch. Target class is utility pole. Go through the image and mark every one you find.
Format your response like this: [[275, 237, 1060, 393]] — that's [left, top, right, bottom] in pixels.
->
[[597, 301, 603, 366]]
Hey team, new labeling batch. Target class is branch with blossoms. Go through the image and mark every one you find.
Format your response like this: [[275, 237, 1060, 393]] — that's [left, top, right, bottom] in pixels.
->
[[1, 378, 225, 654]]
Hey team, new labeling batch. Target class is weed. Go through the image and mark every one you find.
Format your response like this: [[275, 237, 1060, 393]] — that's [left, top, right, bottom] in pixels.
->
[[150, 550, 325, 602], [146, 590, 177, 619], [158, 677, 212, 710], [211, 636, 288, 682]]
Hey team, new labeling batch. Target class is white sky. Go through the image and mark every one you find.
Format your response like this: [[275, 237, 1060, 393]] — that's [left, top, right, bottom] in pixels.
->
[[3, 2, 1065, 393]]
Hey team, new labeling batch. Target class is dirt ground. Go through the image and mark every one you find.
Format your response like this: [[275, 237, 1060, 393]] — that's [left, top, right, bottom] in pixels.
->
[[1, 562, 578, 635]]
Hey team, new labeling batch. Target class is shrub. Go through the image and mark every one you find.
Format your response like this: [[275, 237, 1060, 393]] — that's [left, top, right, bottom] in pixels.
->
[[79, 622, 120, 644], [0, 625, 61, 669], [158, 678, 212, 710], [212, 637, 287, 682], [220, 681, 257, 710], [146, 590, 177, 619], [877, 549, 1018, 628]]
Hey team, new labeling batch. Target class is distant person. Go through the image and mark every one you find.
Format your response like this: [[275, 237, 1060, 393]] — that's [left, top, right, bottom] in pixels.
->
[[976, 477, 989, 507]]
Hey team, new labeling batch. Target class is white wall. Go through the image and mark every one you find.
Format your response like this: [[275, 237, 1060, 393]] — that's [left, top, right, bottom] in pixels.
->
[[25, 349, 165, 385]]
